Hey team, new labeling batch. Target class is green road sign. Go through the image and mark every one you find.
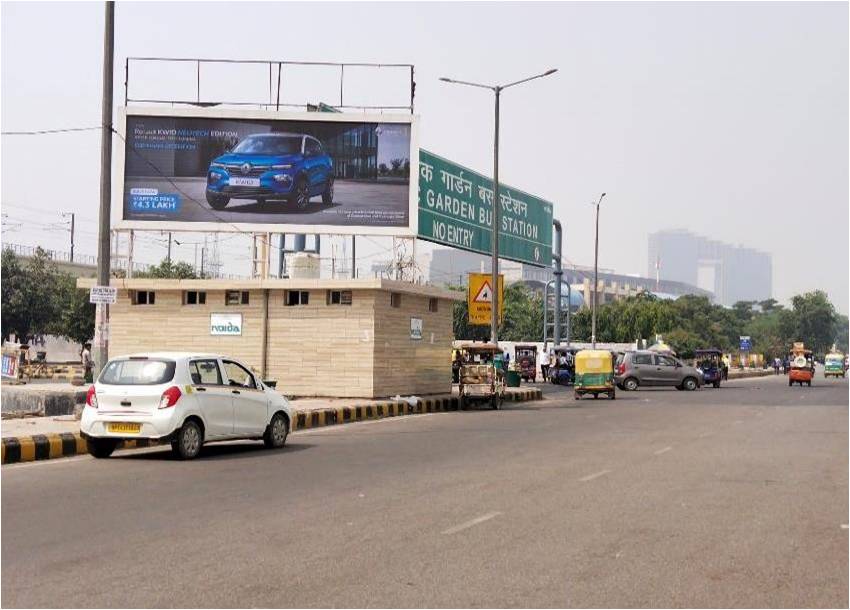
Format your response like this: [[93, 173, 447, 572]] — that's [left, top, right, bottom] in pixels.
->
[[417, 149, 553, 267]]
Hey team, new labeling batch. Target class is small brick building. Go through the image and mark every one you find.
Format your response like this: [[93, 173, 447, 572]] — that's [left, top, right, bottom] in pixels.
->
[[78, 278, 462, 398]]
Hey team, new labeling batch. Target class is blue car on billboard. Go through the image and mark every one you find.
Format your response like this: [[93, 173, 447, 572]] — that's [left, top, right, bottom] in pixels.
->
[[205, 133, 334, 210]]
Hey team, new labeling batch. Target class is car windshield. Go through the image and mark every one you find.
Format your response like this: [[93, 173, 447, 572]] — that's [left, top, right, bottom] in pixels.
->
[[232, 135, 301, 155], [99, 359, 176, 385]]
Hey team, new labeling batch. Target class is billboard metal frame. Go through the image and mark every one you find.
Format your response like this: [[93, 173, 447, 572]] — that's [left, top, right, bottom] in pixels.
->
[[124, 57, 416, 113], [114, 105, 420, 237]]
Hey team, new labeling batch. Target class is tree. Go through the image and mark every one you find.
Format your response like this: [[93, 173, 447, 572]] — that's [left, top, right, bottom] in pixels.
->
[[0, 247, 63, 342], [499, 283, 543, 341], [758, 298, 783, 313], [788, 291, 837, 357], [137, 259, 198, 279], [833, 314, 849, 353], [1, 248, 26, 341], [53, 273, 95, 350]]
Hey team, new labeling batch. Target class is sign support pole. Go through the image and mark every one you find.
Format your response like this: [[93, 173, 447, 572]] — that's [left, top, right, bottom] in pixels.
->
[[552, 219, 562, 346], [491, 87, 501, 345], [95, 0, 114, 378]]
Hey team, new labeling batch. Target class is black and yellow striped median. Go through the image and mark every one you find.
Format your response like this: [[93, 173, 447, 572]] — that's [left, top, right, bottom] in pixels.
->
[[1, 387, 543, 465]]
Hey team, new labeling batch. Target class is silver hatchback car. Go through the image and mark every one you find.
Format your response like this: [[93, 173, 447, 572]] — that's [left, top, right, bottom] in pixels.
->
[[615, 350, 703, 391]]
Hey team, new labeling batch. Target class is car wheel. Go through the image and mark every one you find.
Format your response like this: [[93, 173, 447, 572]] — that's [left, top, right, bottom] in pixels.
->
[[609, 390, 616, 400], [87, 438, 117, 459], [294, 176, 310, 209], [205, 192, 230, 210], [321, 175, 334, 205], [788, 378, 793, 387], [623, 377, 639, 391], [682, 377, 698, 391], [713, 381, 721, 388], [171, 419, 203, 460], [264, 412, 288, 449]]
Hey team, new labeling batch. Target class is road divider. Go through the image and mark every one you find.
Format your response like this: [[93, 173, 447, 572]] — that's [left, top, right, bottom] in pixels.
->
[[1, 387, 543, 465]]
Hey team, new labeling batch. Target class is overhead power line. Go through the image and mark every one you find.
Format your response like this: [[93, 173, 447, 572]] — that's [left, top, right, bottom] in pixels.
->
[[1, 126, 103, 136]]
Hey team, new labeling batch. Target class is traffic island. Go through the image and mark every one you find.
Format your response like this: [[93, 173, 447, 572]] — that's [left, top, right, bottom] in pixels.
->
[[1, 387, 543, 465]]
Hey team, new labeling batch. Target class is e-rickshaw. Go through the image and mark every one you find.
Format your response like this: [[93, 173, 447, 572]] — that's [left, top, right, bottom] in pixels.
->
[[574, 349, 616, 400], [788, 343, 814, 387], [514, 344, 538, 382], [695, 348, 723, 388], [549, 346, 579, 385], [456, 342, 506, 410], [824, 350, 846, 378]]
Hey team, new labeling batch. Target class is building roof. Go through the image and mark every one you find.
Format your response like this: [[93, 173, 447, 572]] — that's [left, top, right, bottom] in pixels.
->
[[76, 277, 465, 301]]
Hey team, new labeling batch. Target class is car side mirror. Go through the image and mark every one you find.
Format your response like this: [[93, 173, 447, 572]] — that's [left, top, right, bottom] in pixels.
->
[[676, 362, 682, 368]]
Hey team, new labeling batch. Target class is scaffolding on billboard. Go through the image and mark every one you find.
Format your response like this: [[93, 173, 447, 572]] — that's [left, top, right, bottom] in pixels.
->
[[124, 57, 416, 113]]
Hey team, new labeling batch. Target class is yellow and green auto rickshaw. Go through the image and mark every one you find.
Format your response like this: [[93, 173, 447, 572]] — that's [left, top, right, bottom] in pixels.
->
[[824, 350, 846, 378], [574, 349, 616, 400]]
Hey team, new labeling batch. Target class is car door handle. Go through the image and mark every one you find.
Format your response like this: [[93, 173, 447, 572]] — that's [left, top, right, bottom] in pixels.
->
[[120, 400, 132, 406], [195, 387, 206, 392], [231, 389, 241, 395]]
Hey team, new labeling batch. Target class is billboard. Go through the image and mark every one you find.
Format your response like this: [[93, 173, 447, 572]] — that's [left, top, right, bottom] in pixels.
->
[[116, 107, 418, 236]]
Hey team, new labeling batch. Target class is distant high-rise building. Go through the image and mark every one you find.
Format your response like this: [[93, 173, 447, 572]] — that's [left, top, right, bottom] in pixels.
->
[[648, 229, 772, 306]]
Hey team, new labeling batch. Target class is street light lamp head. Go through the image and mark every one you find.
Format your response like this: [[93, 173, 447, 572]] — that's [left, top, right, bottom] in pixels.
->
[[544, 69, 558, 76], [438, 77, 452, 82]]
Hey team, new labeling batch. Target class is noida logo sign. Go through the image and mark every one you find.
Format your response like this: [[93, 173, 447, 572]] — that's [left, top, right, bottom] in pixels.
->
[[210, 313, 242, 336]]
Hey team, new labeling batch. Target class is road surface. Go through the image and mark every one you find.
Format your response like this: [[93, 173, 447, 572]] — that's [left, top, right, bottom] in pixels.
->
[[2, 374, 847, 607]]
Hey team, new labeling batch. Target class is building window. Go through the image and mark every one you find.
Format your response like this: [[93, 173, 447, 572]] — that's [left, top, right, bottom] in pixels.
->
[[428, 298, 438, 312], [327, 290, 352, 306], [390, 293, 402, 308], [285, 290, 309, 306], [132, 290, 155, 305], [183, 291, 206, 305], [226, 290, 249, 306]]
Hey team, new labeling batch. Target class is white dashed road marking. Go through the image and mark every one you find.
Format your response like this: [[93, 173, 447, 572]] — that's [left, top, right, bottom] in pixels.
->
[[654, 446, 672, 455], [442, 511, 502, 535], [579, 469, 612, 482]]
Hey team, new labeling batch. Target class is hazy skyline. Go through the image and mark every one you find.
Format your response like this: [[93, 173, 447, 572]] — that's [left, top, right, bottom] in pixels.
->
[[2, 2, 847, 312]]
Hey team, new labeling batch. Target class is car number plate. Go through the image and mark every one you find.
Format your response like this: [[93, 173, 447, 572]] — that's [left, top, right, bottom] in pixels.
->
[[229, 177, 260, 187], [107, 422, 141, 434]]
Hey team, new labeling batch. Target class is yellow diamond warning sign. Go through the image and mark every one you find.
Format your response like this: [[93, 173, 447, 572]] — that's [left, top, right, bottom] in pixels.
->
[[468, 273, 504, 325]]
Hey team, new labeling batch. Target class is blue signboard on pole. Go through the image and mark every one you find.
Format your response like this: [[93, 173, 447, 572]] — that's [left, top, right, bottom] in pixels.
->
[[739, 336, 752, 350]]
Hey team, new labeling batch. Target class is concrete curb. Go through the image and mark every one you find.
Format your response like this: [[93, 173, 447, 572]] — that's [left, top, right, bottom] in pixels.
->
[[1, 388, 543, 465]]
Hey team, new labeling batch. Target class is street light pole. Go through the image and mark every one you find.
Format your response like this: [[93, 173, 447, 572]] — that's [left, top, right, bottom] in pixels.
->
[[590, 192, 606, 349], [439, 68, 557, 345]]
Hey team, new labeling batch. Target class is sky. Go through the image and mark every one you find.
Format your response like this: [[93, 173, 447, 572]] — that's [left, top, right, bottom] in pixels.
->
[[1, 1, 847, 312]]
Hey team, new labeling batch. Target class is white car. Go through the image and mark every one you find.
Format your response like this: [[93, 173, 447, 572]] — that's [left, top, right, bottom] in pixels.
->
[[81, 352, 294, 460]]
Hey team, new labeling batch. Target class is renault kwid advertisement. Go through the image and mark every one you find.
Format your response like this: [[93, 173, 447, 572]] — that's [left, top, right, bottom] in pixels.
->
[[117, 107, 417, 235]]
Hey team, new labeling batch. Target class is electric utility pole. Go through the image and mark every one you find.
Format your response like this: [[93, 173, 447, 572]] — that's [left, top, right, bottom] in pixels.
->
[[94, 0, 114, 377]]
